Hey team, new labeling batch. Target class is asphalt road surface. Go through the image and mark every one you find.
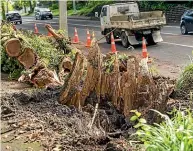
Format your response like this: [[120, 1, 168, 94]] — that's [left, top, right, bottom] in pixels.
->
[[16, 16, 193, 77]]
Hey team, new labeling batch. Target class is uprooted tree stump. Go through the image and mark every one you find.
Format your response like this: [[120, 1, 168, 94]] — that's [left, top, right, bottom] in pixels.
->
[[59, 43, 174, 120]]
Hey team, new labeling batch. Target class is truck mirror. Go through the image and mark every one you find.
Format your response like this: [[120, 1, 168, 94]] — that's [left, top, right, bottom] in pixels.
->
[[95, 12, 99, 18], [101, 12, 103, 17]]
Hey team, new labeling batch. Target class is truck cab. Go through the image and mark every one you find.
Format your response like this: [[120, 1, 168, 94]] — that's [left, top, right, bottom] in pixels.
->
[[100, 2, 166, 47]]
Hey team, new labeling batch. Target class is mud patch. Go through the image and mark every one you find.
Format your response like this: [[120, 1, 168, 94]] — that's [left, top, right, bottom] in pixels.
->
[[1, 88, 131, 151]]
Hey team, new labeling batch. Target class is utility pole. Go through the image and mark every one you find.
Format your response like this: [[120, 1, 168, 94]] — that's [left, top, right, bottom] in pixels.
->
[[73, 0, 76, 14], [59, 0, 68, 36]]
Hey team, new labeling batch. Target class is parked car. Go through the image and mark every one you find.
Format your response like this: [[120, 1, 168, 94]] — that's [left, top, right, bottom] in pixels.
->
[[6, 12, 22, 24], [180, 9, 193, 34], [35, 8, 53, 20]]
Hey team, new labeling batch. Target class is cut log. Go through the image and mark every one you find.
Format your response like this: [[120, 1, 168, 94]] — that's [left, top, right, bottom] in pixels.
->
[[4, 38, 22, 57], [17, 47, 37, 69]]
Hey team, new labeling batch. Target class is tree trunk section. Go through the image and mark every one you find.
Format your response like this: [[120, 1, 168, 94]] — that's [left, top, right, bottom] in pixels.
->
[[17, 47, 37, 69], [5, 38, 22, 57]]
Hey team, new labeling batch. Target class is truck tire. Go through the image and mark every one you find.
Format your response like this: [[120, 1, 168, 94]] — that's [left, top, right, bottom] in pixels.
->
[[147, 34, 156, 45], [121, 32, 130, 48], [105, 33, 111, 44]]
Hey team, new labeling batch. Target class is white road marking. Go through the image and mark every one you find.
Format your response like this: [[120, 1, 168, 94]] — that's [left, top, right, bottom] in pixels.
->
[[161, 41, 193, 48], [161, 32, 179, 36], [161, 32, 192, 37], [164, 26, 180, 28]]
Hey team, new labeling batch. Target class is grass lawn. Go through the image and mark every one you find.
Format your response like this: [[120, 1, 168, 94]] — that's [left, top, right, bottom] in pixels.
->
[[51, 7, 95, 17], [21, 12, 34, 17]]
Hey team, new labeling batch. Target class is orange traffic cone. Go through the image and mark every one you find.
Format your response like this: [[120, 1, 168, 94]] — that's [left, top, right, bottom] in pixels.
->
[[34, 23, 38, 34], [85, 29, 91, 47], [73, 27, 79, 43], [111, 32, 117, 53], [142, 37, 148, 58]]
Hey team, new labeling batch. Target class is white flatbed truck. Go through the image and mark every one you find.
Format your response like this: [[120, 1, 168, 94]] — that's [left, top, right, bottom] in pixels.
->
[[100, 2, 166, 47]]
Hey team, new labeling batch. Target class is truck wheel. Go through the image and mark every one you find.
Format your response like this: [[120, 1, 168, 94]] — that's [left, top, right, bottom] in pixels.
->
[[147, 35, 156, 45], [105, 33, 111, 44], [121, 32, 129, 48]]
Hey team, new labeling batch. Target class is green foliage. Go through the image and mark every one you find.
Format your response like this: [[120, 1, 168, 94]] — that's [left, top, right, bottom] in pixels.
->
[[130, 110, 147, 129], [12, 1, 23, 10], [103, 54, 128, 73], [18, 31, 64, 71], [67, 0, 113, 16], [12, 0, 36, 14], [131, 109, 193, 151], [50, 3, 58, 10], [138, 1, 193, 11], [1, 1, 6, 20], [1, 46, 23, 80], [176, 53, 193, 97]]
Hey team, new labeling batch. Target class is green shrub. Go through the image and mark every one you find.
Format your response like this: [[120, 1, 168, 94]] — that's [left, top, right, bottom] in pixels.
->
[[176, 64, 193, 89], [51, 3, 58, 10], [176, 54, 193, 98], [1, 46, 23, 80], [131, 109, 193, 151]]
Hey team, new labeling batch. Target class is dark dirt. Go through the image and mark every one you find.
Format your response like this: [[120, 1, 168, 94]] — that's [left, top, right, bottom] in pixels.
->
[[1, 87, 133, 151], [1, 74, 191, 151]]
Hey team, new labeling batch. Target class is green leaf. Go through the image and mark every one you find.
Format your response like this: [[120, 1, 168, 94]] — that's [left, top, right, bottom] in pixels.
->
[[130, 110, 141, 117], [136, 112, 141, 117], [130, 115, 138, 121], [134, 123, 142, 129], [130, 110, 137, 113], [139, 118, 147, 124]]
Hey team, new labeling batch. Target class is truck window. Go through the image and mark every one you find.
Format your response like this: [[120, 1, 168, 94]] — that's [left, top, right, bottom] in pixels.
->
[[102, 7, 107, 16]]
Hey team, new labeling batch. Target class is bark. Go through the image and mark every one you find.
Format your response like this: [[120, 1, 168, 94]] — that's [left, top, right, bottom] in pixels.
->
[[29, 1, 33, 13], [24, 5, 26, 13], [17, 47, 37, 69], [59, 44, 175, 120]]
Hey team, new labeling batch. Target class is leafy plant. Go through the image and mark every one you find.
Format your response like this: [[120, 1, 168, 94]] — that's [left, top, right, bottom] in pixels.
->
[[130, 110, 148, 130], [131, 109, 193, 151], [176, 53, 193, 98], [1, 46, 24, 79]]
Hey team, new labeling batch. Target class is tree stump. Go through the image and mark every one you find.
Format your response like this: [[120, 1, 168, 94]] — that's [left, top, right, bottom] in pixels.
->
[[59, 44, 175, 120]]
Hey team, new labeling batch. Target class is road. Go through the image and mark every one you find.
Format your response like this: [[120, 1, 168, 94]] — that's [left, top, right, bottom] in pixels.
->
[[16, 16, 193, 77]]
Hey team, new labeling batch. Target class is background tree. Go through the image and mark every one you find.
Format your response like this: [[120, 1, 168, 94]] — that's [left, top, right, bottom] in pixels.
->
[[1, 0, 6, 20]]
